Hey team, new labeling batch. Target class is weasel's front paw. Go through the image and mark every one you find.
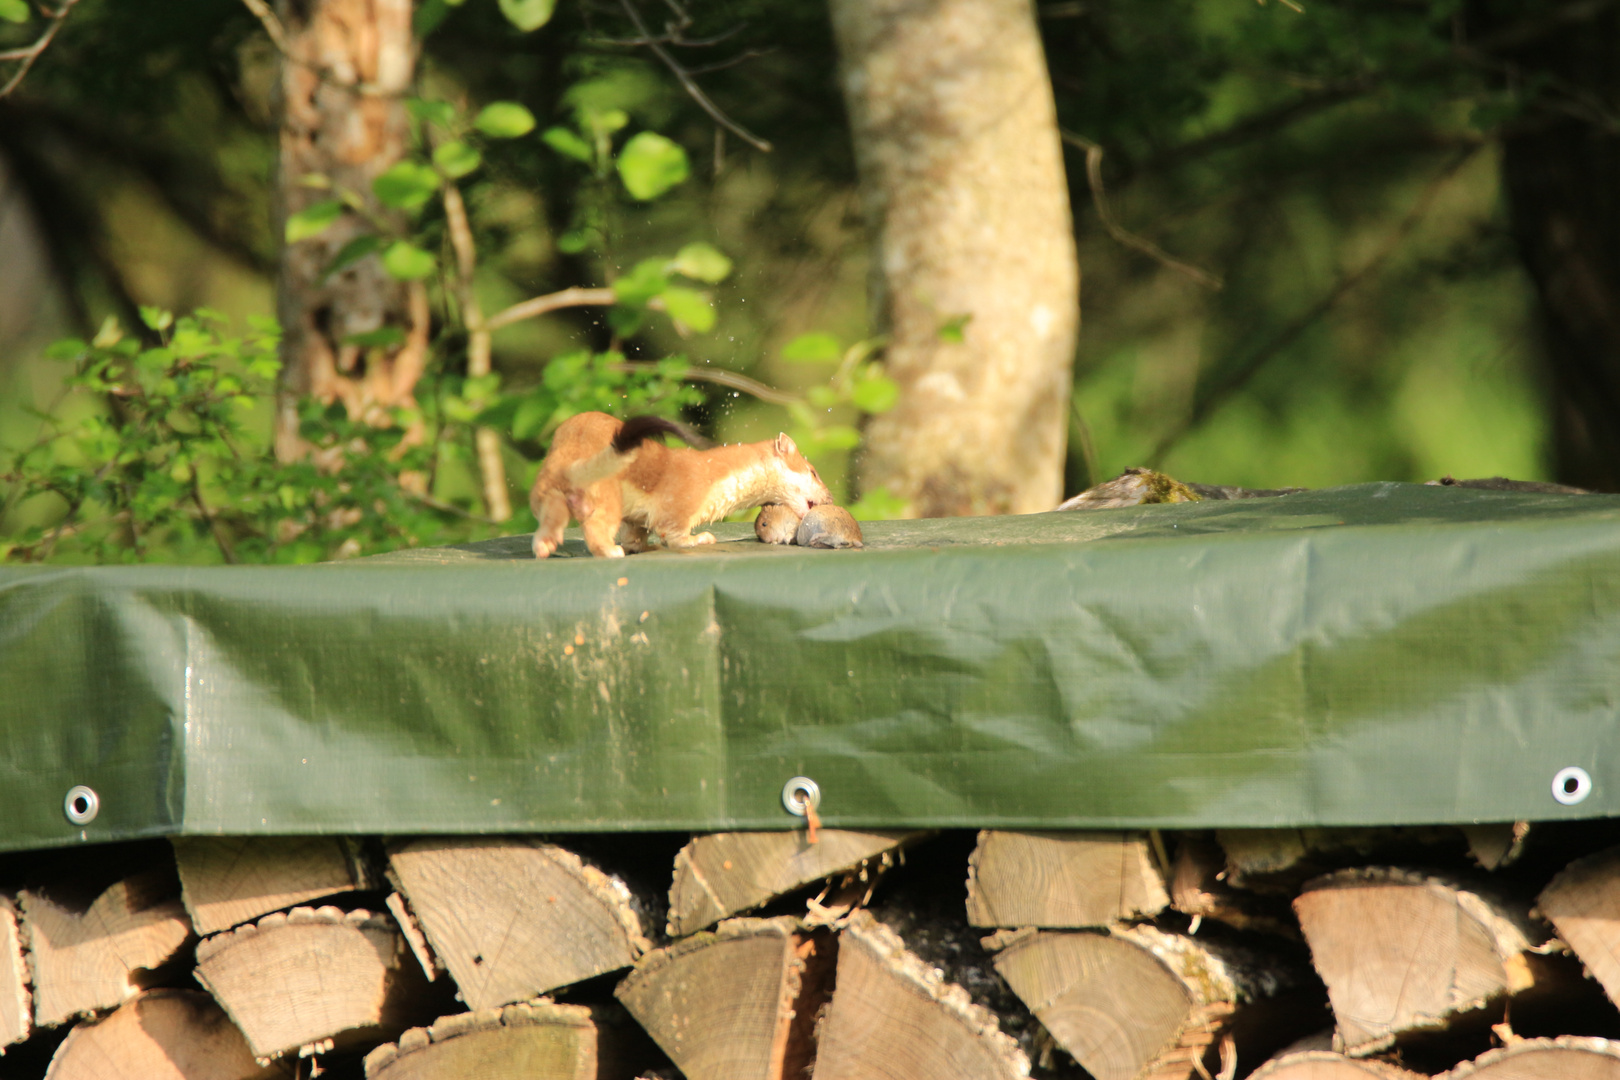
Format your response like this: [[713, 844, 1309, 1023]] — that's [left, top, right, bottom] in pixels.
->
[[533, 535, 560, 559], [692, 532, 717, 545], [601, 544, 627, 559]]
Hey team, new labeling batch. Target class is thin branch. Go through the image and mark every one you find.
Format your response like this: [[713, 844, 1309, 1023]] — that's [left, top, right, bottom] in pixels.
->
[[684, 48, 775, 77], [191, 478, 238, 564], [615, 0, 772, 152], [236, 0, 291, 56], [0, 0, 82, 98], [1146, 144, 1480, 465], [609, 361, 802, 406], [486, 286, 618, 332], [1061, 130, 1224, 290]]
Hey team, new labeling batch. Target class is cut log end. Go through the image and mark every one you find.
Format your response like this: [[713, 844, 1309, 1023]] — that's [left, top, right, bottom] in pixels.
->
[[1294, 868, 1545, 1055], [173, 836, 363, 936], [812, 909, 1028, 1080], [1, 895, 31, 1050], [43, 989, 282, 1080], [667, 829, 917, 937], [616, 916, 828, 1080], [1537, 846, 1620, 1010], [1445, 1035, 1620, 1079], [1249, 1050, 1424, 1079], [364, 1000, 600, 1080], [389, 838, 650, 1012], [194, 906, 423, 1061], [966, 830, 1168, 929], [22, 871, 194, 1028]]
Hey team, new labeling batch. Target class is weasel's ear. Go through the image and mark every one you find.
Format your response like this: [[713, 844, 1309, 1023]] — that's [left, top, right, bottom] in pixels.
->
[[774, 432, 798, 456]]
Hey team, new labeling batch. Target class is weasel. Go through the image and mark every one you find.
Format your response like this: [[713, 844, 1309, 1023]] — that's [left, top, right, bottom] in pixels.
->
[[531, 411, 832, 559]]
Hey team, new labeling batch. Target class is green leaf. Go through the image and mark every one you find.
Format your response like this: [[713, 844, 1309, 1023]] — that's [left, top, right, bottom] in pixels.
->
[[616, 132, 689, 201], [607, 305, 646, 338], [659, 286, 715, 333], [344, 327, 407, 349], [611, 258, 671, 306], [139, 307, 174, 333], [372, 162, 441, 211], [171, 326, 213, 359], [511, 395, 553, 440], [474, 101, 537, 139], [937, 313, 972, 344], [556, 229, 590, 254], [43, 339, 87, 361], [285, 198, 346, 243], [781, 332, 841, 363], [846, 485, 908, 521], [851, 373, 900, 414], [381, 241, 436, 280], [807, 385, 840, 409], [672, 243, 732, 284], [413, 0, 452, 37], [542, 126, 593, 164], [816, 424, 862, 451], [0, 0, 30, 24], [586, 108, 629, 136], [407, 99, 456, 128], [320, 234, 383, 283], [432, 140, 482, 179], [497, 0, 555, 32]]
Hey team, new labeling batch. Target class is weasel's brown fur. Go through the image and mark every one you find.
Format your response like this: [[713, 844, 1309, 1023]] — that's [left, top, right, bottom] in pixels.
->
[[531, 411, 832, 559]]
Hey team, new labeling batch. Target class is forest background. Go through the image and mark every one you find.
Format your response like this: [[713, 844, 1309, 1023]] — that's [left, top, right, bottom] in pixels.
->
[[1, 0, 1615, 564]]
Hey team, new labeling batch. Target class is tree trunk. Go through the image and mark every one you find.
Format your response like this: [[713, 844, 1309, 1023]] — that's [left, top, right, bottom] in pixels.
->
[[274, 0, 427, 460], [1491, 5, 1620, 491], [828, 0, 1079, 517]]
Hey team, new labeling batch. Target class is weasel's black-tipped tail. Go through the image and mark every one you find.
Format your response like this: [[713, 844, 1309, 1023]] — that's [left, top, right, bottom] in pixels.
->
[[611, 415, 712, 453]]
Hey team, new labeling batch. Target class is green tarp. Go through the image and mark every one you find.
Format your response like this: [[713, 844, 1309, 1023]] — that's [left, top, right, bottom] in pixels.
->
[[3, 482, 1619, 855]]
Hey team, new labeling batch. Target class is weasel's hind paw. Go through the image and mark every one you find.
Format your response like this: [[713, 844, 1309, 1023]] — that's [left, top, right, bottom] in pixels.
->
[[533, 535, 561, 559]]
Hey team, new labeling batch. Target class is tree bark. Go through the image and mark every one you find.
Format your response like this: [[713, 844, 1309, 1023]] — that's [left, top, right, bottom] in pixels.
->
[[1492, 5, 1620, 491], [829, 0, 1079, 517], [274, 0, 427, 460]]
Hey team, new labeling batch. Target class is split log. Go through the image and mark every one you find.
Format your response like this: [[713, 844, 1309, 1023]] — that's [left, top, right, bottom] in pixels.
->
[[194, 906, 423, 1061], [615, 916, 831, 1080], [43, 989, 282, 1080], [966, 830, 1168, 929], [811, 909, 1027, 1080], [1, 895, 29, 1050], [174, 837, 366, 936], [1444, 1036, 1620, 1079], [387, 838, 650, 1011], [1250, 1051, 1423, 1080], [985, 924, 1318, 1080], [1536, 845, 1620, 1009], [1217, 828, 1460, 893], [1169, 837, 1296, 938], [364, 1000, 608, 1080], [1460, 823, 1530, 872], [1294, 868, 1550, 1055], [667, 830, 917, 937], [21, 871, 194, 1027]]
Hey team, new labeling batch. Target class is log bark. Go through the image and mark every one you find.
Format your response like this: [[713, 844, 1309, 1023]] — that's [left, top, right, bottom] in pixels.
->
[[667, 830, 917, 937], [364, 1001, 609, 1080], [615, 916, 831, 1080], [173, 836, 365, 936], [43, 989, 282, 1080], [985, 924, 1317, 1080], [829, 0, 1079, 516], [1250, 1051, 1423, 1080], [387, 838, 651, 1011], [1443, 1036, 1620, 1079], [193, 906, 422, 1061], [1, 894, 29, 1051], [1293, 868, 1549, 1055], [965, 830, 1168, 929], [1535, 845, 1620, 1009], [273, 0, 427, 459], [21, 871, 194, 1027], [811, 909, 1027, 1080], [1460, 823, 1530, 872]]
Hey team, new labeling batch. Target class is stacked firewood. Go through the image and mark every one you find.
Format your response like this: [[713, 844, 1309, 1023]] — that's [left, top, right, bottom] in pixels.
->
[[4, 821, 1620, 1079]]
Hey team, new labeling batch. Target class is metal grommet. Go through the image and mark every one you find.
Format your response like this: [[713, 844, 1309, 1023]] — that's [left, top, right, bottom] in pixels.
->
[[64, 785, 99, 825], [1552, 766, 1592, 806], [782, 776, 821, 818]]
